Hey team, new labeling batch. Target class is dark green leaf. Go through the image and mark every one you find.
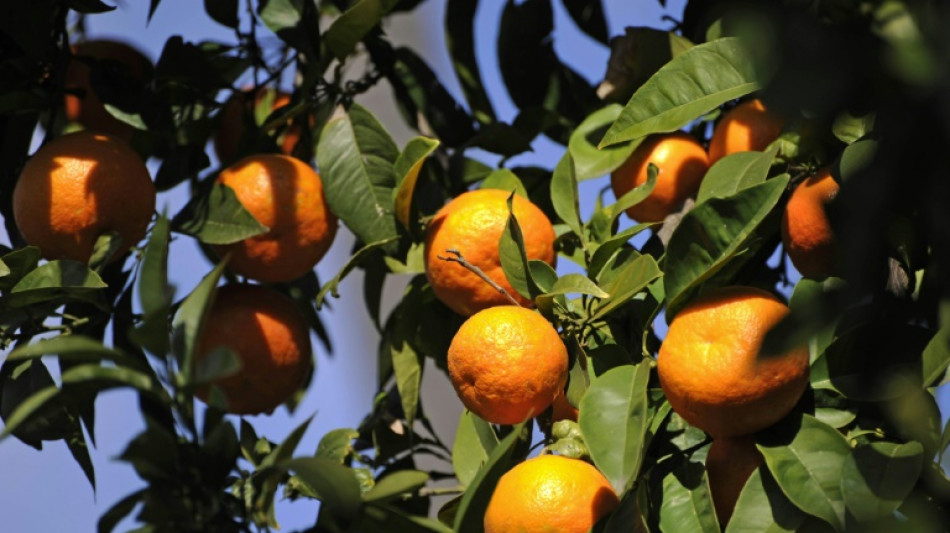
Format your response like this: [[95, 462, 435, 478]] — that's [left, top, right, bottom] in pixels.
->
[[587, 223, 653, 279], [726, 468, 806, 533], [922, 300, 950, 387], [204, 0, 239, 28], [3, 260, 107, 309], [316, 237, 399, 307], [0, 246, 40, 292], [9, 335, 137, 368], [363, 470, 429, 503], [658, 461, 721, 533], [664, 176, 788, 320], [393, 136, 440, 230], [67, 0, 116, 14], [608, 164, 658, 225], [452, 410, 498, 487], [831, 111, 875, 145], [696, 147, 778, 205], [467, 122, 534, 158], [579, 363, 651, 494], [598, 27, 694, 103], [258, 0, 319, 59], [591, 254, 661, 321], [391, 337, 422, 427], [453, 421, 530, 533], [170, 261, 228, 386], [317, 104, 400, 250], [842, 441, 924, 521], [547, 274, 608, 298], [316, 428, 359, 464], [498, 195, 540, 300], [600, 37, 767, 147], [550, 154, 584, 239], [445, 0, 495, 123], [325, 0, 398, 60], [171, 182, 268, 245], [131, 214, 172, 356], [358, 503, 452, 533], [284, 457, 363, 521], [481, 169, 528, 198], [568, 105, 639, 181], [759, 415, 850, 531], [561, 0, 608, 44], [191, 347, 241, 386], [98, 489, 145, 533]]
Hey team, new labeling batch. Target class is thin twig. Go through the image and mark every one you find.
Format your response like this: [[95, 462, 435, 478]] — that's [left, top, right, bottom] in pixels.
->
[[437, 249, 522, 307]]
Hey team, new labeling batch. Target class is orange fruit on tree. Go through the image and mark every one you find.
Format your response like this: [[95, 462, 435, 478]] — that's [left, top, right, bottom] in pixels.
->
[[214, 88, 309, 164], [551, 391, 579, 423], [782, 167, 840, 279], [706, 436, 763, 525], [708, 99, 785, 164], [212, 154, 337, 283], [65, 40, 153, 140], [448, 306, 568, 425], [484, 454, 620, 533], [424, 188, 556, 316], [657, 286, 809, 437], [195, 283, 312, 415], [13, 131, 155, 262], [610, 132, 710, 223]]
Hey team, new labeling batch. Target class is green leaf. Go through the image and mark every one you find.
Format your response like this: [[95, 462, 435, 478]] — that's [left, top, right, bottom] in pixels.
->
[[922, 300, 950, 387], [191, 347, 241, 386], [317, 104, 400, 250], [363, 470, 429, 503], [452, 410, 498, 487], [726, 468, 806, 533], [132, 214, 172, 356], [842, 441, 924, 522], [204, 0, 238, 28], [695, 147, 778, 205], [391, 336, 422, 427], [600, 37, 766, 147], [283, 457, 363, 521], [324, 0, 398, 60], [498, 194, 541, 301], [445, 0, 495, 124], [171, 262, 228, 386], [658, 461, 721, 533], [579, 363, 651, 495], [550, 154, 584, 240], [567, 105, 639, 181], [88, 231, 125, 271], [831, 111, 875, 145], [316, 237, 398, 307], [8, 335, 137, 368], [561, 0, 608, 44], [664, 176, 788, 320], [759, 415, 850, 531], [453, 421, 530, 533], [0, 258, 9, 278], [393, 136, 440, 230], [481, 168, 528, 198], [607, 164, 658, 225], [0, 246, 40, 292], [587, 224, 652, 279], [171, 183, 268, 245], [358, 503, 452, 533], [316, 428, 359, 464], [547, 274, 609, 298], [97, 489, 146, 533], [257, 0, 319, 59], [3, 260, 107, 309], [591, 254, 661, 321], [598, 27, 694, 103]]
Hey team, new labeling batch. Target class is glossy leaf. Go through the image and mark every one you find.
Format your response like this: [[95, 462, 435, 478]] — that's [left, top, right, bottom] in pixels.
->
[[445, 0, 495, 123], [842, 441, 923, 521], [498, 194, 541, 300], [325, 0, 398, 60], [481, 169, 528, 198], [695, 147, 778, 204], [726, 468, 806, 533], [547, 274, 609, 298], [0, 246, 40, 292], [591, 254, 661, 321], [600, 37, 766, 147], [588, 223, 653, 279], [283, 457, 363, 521], [607, 164, 658, 225], [315, 428, 359, 464], [391, 337, 422, 427], [664, 176, 788, 320], [8, 335, 137, 368], [132, 214, 172, 356], [658, 461, 721, 533], [4, 260, 107, 309], [171, 183, 268, 245], [393, 136, 440, 230], [317, 104, 400, 250], [567, 105, 639, 181], [579, 363, 651, 494], [759, 415, 850, 531], [363, 470, 429, 503], [598, 27, 694, 103], [452, 411, 498, 487], [550, 154, 584, 239], [170, 261, 228, 386]]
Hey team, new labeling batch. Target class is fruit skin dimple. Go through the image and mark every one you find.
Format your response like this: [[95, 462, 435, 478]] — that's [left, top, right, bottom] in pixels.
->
[[782, 168, 840, 279], [610, 132, 710, 223], [708, 99, 785, 164], [212, 154, 337, 283], [424, 188, 556, 316], [484, 454, 620, 533], [195, 283, 312, 416], [658, 286, 809, 438], [448, 306, 567, 425], [13, 131, 155, 263]]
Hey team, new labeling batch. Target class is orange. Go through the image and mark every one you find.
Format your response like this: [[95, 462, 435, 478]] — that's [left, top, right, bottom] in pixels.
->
[[424, 188, 556, 316], [12, 131, 155, 262], [706, 436, 763, 525], [448, 306, 568, 425], [214, 88, 308, 164], [658, 286, 809, 437], [781, 168, 840, 279], [551, 391, 579, 422], [708, 99, 785, 164], [212, 154, 337, 283], [65, 40, 153, 140], [484, 454, 620, 533], [610, 132, 710, 223], [195, 283, 312, 415]]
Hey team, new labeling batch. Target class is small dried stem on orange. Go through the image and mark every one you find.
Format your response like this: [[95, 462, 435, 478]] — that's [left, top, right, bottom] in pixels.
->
[[437, 248, 523, 307]]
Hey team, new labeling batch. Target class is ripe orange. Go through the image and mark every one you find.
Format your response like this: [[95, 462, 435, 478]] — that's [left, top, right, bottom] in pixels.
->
[[551, 391, 579, 422], [706, 436, 763, 525], [65, 40, 153, 140], [195, 283, 312, 415], [781, 168, 840, 279], [657, 286, 809, 438], [212, 154, 337, 283], [484, 454, 620, 533], [708, 99, 785, 164], [12, 131, 155, 262], [448, 306, 568, 425], [424, 188, 556, 316], [610, 132, 710, 223], [214, 88, 308, 164]]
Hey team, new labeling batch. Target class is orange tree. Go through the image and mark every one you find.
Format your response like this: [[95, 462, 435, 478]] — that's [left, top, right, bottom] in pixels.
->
[[1, 0, 950, 531]]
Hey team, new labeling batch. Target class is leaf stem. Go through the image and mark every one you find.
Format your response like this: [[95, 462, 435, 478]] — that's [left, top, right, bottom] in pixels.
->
[[437, 249, 522, 307]]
